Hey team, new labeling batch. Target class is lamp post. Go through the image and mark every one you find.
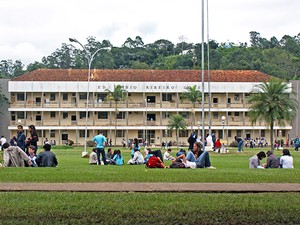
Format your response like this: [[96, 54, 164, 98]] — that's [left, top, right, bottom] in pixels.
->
[[69, 38, 106, 157], [197, 121, 200, 142], [221, 116, 226, 140], [165, 129, 168, 149], [145, 98, 148, 146]]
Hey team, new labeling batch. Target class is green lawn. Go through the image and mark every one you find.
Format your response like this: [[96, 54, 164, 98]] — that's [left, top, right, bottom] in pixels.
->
[[0, 192, 299, 224], [1, 146, 299, 224], [1, 146, 299, 183]]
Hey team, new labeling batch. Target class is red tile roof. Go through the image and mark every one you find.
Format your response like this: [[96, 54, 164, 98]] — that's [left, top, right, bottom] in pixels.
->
[[13, 69, 272, 82]]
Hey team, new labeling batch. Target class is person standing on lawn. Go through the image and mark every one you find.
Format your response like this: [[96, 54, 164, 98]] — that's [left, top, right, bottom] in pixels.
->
[[92, 130, 107, 165], [235, 136, 244, 152]]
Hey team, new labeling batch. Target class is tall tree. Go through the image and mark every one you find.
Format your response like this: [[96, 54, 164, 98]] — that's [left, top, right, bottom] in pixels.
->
[[180, 85, 201, 131], [105, 85, 128, 146], [0, 84, 8, 110], [167, 114, 187, 149], [247, 79, 298, 150]]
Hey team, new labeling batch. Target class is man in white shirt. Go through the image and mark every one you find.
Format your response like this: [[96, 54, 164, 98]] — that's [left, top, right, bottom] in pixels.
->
[[163, 149, 175, 161]]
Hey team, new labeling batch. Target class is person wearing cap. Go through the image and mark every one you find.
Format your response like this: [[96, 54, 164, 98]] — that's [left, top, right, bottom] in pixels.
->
[[35, 143, 58, 167], [2, 143, 32, 167]]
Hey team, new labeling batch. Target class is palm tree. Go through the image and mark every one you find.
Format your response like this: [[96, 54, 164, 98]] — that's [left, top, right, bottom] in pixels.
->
[[180, 85, 201, 131], [247, 79, 297, 150], [105, 85, 128, 146], [167, 114, 187, 149]]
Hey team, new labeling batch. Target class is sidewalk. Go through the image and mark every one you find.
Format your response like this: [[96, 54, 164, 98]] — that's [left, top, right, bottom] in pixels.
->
[[1, 182, 300, 193]]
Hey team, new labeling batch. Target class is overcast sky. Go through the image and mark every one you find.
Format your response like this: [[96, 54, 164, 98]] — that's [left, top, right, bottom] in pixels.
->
[[1, 0, 299, 66]]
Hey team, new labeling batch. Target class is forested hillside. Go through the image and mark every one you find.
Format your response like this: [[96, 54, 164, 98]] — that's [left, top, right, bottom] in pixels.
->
[[1, 31, 299, 81]]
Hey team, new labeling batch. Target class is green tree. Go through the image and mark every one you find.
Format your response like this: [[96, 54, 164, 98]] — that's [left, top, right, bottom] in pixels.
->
[[167, 114, 187, 149], [105, 85, 128, 146], [180, 85, 201, 131], [0, 84, 8, 110], [247, 79, 298, 150]]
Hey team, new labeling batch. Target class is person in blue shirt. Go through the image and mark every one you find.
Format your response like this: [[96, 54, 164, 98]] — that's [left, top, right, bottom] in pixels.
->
[[92, 131, 107, 165]]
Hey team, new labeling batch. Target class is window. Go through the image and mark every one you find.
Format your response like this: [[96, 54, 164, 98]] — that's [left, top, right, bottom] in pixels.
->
[[213, 98, 218, 104], [147, 114, 156, 121], [179, 112, 189, 119], [63, 93, 68, 101], [116, 130, 124, 137], [79, 93, 87, 100], [261, 130, 265, 138], [245, 112, 248, 117], [228, 130, 232, 137], [71, 115, 76, 121], [234, 94, 239, 101], [282, 130, 286, 137], [236, 130, 242, 137], [50, 93, 56, 101], [218, 130, 223, 139], [162, 112, 171, 119], [228, 112, 232, 116], [147, 96, 155, 103], [213, 112, 218, 119], [17, 111, 25, 119], [162, 93, 172, 101], [98, 112, 108, 119], [11, 112, 16, 120], [50, 130, 55, 138], [234, 112, 240, 117], [80, 112, 89, 119], [97, 94, 107, 101], [63, 112, 68, 119], [117, 112, 125, 119], [162, 130, 172, 137], [227, 98, 231, 104], [179, 130, 189, 137], [17, 93, 25, 101], [50, 112, 56, 118], [138, 130, 144, 139], [79, 130, 89, 137], [36, 115, 41, 121]]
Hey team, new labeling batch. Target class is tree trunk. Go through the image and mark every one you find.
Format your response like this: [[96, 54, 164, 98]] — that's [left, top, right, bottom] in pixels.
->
[[114, 102, 118, 147], [270, 121, 274, 151], [176, 129, 179, 150]]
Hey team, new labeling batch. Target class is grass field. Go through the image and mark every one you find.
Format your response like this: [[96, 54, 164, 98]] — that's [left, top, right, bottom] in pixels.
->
[[1, 146, 299, 224], [0, 146, 299, 183]]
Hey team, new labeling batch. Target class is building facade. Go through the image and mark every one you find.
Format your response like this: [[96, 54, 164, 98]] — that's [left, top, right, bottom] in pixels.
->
[[8, 69, 293, 146]]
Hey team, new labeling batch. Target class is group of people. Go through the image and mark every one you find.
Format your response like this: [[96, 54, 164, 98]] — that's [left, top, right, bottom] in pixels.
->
[[1, 125, 58, 168], [249, 149, 294, 169], [90, 131, 216, 169]]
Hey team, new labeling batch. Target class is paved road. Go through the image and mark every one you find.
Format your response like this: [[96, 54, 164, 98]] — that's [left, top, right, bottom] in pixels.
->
[[1, 182, 300, 193]]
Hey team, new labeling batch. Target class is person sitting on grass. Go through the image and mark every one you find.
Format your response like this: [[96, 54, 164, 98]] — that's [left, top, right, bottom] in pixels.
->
[[127, 148, 144, 165], [146, 148, 164, 162], [279, 149, 294, 169], [111, 150, 124, 165], [181, 142, 216, 169], [35, 143, 58, 167], [146, 155, 168, 168], [163, 148, 175, 161], [27, 145, 38, 167], [2, 143, 32, 167], [89, 148, 97, 165], [105, 148, 113, 164], [249, 151, 266, 169], [263, 150, 279, 168]]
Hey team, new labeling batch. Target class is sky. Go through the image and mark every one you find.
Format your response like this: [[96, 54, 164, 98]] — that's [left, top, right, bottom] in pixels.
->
[[0, 0, 299, 66]]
